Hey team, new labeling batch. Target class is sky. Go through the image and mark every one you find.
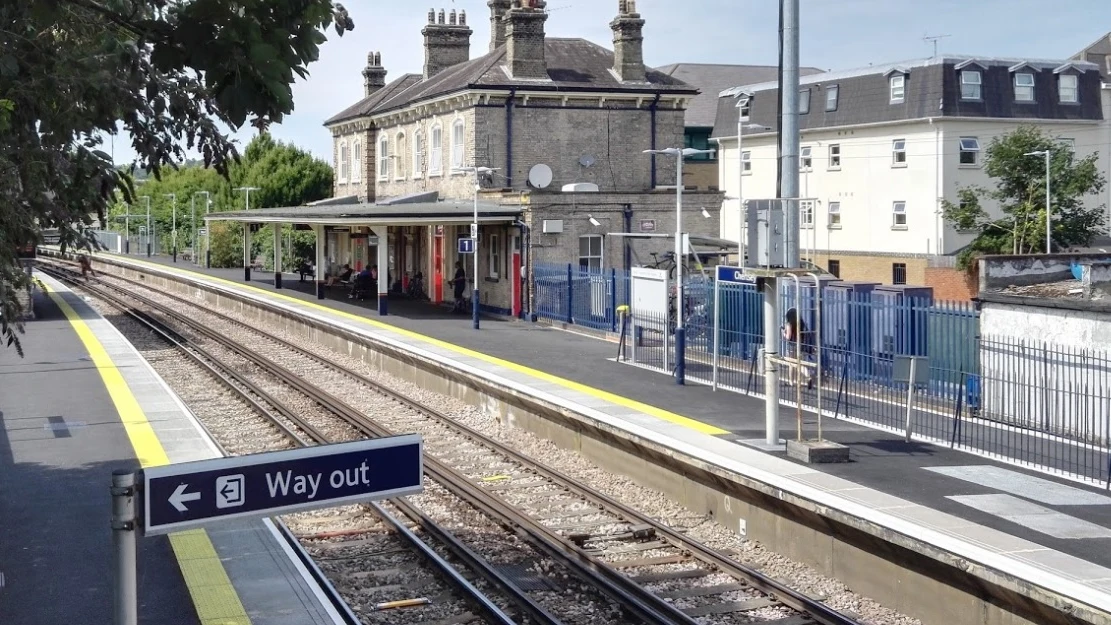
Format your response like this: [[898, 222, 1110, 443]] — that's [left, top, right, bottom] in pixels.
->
[[104, 0, 1111, 168]]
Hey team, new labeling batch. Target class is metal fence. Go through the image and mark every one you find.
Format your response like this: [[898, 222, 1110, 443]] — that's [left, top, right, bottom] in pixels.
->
[[534, 263, 629, 331]]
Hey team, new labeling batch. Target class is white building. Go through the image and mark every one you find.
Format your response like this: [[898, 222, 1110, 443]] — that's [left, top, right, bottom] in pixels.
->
[[712, 55, 1111, 287]]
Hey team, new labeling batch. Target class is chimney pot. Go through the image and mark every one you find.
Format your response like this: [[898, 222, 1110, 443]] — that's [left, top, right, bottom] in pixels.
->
[[428, 8, 434, 23], [363, 50, 387, 97], [437, 9, 445, 24], [488, 0, 512, 51], [449, 9, 456, 25], [460, 9, 466, 25]]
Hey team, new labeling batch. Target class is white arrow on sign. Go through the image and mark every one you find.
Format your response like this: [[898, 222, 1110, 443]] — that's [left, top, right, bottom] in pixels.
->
[[169, 483, 201, 512]]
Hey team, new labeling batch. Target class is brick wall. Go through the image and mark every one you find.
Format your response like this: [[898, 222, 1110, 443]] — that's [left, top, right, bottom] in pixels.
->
[[683, 161, 719, 191], [809, 250, 929, 286], [924, 266, 978, 301]]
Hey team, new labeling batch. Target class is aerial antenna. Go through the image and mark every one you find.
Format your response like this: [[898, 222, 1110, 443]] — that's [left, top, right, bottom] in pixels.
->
[[923, 33, 950, 58]]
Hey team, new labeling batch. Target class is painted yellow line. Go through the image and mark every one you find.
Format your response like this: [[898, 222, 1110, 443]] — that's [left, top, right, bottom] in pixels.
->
[[99, 253, 728, 436], [45, 283, 252, 625]]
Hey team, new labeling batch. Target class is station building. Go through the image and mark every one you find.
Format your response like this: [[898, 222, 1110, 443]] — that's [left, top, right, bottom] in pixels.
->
[[208, 1, 725, 317]]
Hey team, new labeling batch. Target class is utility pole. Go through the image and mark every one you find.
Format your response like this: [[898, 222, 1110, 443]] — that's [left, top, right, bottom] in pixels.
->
[[141, 196, 151, 257], [164, 194, 177, 262], [780, 0, 800, 267]]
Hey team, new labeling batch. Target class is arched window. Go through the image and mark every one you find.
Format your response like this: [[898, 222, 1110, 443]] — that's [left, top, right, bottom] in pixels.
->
[[451, 119, 465, 169], [412, 129, 423, 177], [338, 141, 349, 182], [429, 124, 443, 175], [395, 132, 406, 179], [351, 141, 362, 182], [377, 135, 389, 180]]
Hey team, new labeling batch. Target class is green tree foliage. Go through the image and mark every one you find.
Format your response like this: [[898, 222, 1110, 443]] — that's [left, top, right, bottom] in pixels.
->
[[0, 0, 353, 353], [942, 125, 1107, 270]]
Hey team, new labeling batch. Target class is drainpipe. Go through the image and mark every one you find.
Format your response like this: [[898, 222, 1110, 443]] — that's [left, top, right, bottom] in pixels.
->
[[506, 88, 517, 187], [931, 117, 941, 255], [623, 203, 633, 275], [649, 93, 661, 189]]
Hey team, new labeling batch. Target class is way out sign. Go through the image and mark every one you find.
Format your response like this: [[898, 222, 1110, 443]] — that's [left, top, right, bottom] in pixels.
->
[[141, 435, 423, 535]]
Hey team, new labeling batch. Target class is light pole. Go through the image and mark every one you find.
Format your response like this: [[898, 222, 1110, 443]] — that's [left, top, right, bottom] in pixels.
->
[[122, 202, 130, 254], [192, 191, 209, 266], [733, 96, 771, 264], [164, 193, 177, 262], [451, 166, 499, 330], [1024, 149, 1052, 253], [234, 186, 261, 211], [643, 147, 716, 385], [140, 195, 151, 257]]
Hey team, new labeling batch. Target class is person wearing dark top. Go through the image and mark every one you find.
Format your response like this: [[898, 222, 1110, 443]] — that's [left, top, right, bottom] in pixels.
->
[[782, 307, 815, 389], [326, 264, 352, 287], [452, 261, 467, 313]]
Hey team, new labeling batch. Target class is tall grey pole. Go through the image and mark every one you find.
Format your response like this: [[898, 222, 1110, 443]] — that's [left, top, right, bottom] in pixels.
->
[[737, 110, 745, 263], [143, 196, 151, 257], [472, 180, 480, 330], [763, 278, 780, 445], [780, 0, 801, 267], [1045, 150, 1052, 254], [190, 196, 196, 264], [675, 152, 686, 385], [111, 470, 138, 625]]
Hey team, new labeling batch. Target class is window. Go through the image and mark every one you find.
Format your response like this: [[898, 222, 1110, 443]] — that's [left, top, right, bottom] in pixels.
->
[[800, 146, 812, 170], [828, 144, 841, 169], [827, 260, 840, 278], [959, 70, 981, 100], [377, 136, 389, 180], [892, 201, 907, 228], [352, 142, 362, 182], [1014, 72, 1035, 101], [738, 98, 751, 120], [338, 142, 349, 182], [890, 74, 905, 103], [488, 233, 500, 279], [741, 150, 751, 173], [451, 119, 465, 170], [825, 85, 839, 112], [395, 133, 406, 179], [684, 129, 715, 161], [578, 234, 603, 272], [828, 201, 841, 228], [1059, 137, 1075, 151], [799, 89, 810, 114], [959, 137, 980, 166], [430, 125, 443, 175], [892, 263, 907, 285], [801, 200, 815, 227], [413, 130, 423, 177], [892, 139, 907, 166], [1059, 74, 1078, 103]]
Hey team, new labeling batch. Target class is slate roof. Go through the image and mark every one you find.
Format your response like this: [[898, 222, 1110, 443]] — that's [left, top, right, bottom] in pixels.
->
[[1073, 31, 1111, 76], [325, 38, 698, 127], [654, 63, 824, 128]]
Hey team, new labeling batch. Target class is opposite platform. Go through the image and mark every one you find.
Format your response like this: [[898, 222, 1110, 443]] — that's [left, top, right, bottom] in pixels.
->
[[0, 271, 343, 625], [77, 250, 1111, 625]]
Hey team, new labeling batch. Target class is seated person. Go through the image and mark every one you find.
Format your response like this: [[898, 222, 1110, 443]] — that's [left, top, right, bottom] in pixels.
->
[[325, 263, 352, 287], [348, 266, 372, 299], [297, 259, 314, 282]]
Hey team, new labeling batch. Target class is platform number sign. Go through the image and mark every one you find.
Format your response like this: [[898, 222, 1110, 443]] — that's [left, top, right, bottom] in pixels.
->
[[458, 238, 476, 254]]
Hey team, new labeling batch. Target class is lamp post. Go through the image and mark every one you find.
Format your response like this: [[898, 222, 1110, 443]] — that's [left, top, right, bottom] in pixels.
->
[[140, 195, 151, 257], [452, 166, 499, 330], [192, 191, 209, 266], [164, 193, 177, 262], [733, 97, 772, 265], [1024, 149, 1052, 253], [642, 147, 716, 385], [234, 186, 261, 211]]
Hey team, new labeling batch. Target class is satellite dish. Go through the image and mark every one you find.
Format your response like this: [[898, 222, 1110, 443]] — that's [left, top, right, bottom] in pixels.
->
[[527, 163, 553, 189], [579, 154, 596, 168]]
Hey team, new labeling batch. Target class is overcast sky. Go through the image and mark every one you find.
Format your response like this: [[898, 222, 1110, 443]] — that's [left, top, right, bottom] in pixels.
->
[[104, 0, 1111, 167]]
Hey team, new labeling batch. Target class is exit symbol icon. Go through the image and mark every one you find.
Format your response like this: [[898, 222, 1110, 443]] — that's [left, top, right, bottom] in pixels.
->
[[215, 474, 245, 509]]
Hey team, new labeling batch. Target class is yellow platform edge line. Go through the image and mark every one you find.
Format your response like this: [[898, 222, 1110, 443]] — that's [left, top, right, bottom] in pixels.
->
[[103, 253, 729, 436], [44, 283, 252, 625]]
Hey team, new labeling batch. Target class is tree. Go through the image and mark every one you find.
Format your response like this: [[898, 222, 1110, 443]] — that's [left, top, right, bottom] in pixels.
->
[[0, 1, 354, 354], [942, 125, 1106, 269]]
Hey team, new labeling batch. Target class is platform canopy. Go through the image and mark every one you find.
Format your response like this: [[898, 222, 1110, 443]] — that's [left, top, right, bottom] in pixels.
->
[[204, 191, 521, 227]]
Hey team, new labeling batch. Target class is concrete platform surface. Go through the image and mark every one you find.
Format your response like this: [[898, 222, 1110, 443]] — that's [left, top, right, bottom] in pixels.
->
[[0, 272, 342, 625]]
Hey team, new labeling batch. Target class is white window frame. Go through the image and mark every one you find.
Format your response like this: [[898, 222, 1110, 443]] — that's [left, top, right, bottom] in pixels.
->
[[960, 70, 982, 100], [429, 124, 443, 176], [800, 145, 812, 171], [892, 139, 907, 167], [800, 200, 815, 228], [451, 119, 465, 171], [578, 234, 603, 272], [890, 74, 905, 103], [828, 144, 841, 170], [825, 85, 839, 112], [1014, 72, 1035, 102], [892, 201, 907, 229], [377, 135, 389, 181], [351, 141, 361, 182], [1059, 137, 1076, 151], [1059, 73, 1079, 103], [799, 89, 810, 114], [958, 137, 980, 167], [338, 141, 349, 183], [828, 201, 841, 229], [741, 150, 751, 174], [487, 232, 500, 279], [394, 132, 406, 180], [412, 129, 423, 178]]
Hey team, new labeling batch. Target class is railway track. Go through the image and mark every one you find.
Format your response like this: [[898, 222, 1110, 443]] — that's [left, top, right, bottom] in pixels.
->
[[43, 258, 864, 625]]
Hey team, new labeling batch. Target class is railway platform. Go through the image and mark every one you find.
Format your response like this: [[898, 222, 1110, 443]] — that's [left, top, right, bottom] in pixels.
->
[[0, 272, 344, 625], [51, 251, 1111, 624]]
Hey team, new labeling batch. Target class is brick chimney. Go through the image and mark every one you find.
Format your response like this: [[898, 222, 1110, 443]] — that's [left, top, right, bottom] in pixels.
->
[[422, 8, 472, 80], [610, 0, 646, 82], [362, 51, 386, 97], [488, 0, 513, 52], [505, 0, 549, 80]]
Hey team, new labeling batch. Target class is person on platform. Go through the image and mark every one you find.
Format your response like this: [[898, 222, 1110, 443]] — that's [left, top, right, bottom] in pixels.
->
[[325, 263, 352, 287], [452, 261, 467, 313], [782, 307, 815, 389]]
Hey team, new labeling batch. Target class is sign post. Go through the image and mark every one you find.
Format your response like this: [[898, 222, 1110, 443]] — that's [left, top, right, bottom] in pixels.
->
[[894, 356, 929, 443], [112, 436, 423, 624]]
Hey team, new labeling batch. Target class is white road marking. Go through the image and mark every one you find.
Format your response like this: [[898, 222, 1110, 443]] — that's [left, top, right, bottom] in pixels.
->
[[926, 465, 1111, 506], [949, 494, 1111, 539]]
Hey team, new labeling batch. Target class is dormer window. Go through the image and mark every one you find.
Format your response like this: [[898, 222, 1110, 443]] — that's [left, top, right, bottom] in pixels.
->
[[890, 74, 905, 103], [825, 85, 839, 112], [1014, 72, 1035, 102], [799, 89, 810, 114], [1059, 74, 1079, 103], [960, 70, 981, 100]]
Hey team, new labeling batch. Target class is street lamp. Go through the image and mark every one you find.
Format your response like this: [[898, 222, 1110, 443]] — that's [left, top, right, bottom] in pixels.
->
[[192, 191, 210, 266], [734, 95, 772, 264], [234, 186, 261, 211], [1024, 149, 1052, 254], [451, 166, 499, 330], [164, 193, 177, 262], [140, 195, 151, 257], [642, 146, 716, 385]]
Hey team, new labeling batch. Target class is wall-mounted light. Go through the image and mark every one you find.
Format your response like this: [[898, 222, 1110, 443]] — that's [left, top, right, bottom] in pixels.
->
[[588, 215, 601, 227]]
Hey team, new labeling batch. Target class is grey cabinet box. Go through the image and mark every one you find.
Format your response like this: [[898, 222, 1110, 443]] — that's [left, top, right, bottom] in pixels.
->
[[745, 199, 786, 268]]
